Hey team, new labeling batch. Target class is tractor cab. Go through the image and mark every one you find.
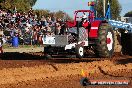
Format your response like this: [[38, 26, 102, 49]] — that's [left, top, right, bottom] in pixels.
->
[[66, 10, 95, 28]]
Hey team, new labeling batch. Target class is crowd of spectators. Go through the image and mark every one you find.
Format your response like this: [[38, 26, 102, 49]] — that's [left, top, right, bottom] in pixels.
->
[[0, 8, 65, 46]]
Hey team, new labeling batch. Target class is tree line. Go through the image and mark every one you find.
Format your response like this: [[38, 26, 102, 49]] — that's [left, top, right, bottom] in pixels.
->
[[0, 0, 131, 19], [0, 0, 37, 12], [0, 0, 72, 20]]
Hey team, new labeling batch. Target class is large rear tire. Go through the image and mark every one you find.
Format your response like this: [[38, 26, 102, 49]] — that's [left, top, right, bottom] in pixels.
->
[[95, 23, 115, 58]]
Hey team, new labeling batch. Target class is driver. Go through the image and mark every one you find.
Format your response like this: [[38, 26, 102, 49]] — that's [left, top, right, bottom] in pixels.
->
[[82, 12, 89, 28], [82, 12, 87, 22]]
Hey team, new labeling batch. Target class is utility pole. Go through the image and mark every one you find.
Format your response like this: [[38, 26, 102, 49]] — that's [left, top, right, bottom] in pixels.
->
[[103, 0, 106, 17]]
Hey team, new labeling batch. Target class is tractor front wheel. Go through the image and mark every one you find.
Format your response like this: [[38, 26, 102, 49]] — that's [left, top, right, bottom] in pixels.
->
[[75, 45, 84, 58], [95, 23, 115, 58]]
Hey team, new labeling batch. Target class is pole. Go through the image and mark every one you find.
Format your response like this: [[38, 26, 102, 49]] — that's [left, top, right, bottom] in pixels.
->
[[77, 21, 79, 44], [94, 0, 97, 18], [103, 0, 106, 17]]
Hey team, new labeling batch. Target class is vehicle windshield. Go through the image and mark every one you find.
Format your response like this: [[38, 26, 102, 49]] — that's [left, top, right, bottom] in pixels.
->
[[76, 12, 89, 21]]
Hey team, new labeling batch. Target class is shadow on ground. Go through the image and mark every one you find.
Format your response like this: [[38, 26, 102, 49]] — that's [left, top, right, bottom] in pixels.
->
[[0, 52, 45, 60], [0, 52, 131, 64], [0, 52, 131, 70], [115, 57, 132, 65], [0, 52, 96, 63]]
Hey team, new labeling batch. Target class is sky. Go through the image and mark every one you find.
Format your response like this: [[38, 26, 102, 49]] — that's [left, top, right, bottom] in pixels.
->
[[33, 0, 132, 17]]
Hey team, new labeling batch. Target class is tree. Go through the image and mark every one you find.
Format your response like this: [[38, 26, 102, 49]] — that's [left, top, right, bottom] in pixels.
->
[[124, 11, 132, 17], [95, 0, 122, 19], [54, 11, 65, 19], [0, 0, 37, 12], [0, 0, 4, 3], [34, 10, 72, 20], [34, 9, 50, 19], [28, 0, 37, 7], [54, 11, 72, 20]]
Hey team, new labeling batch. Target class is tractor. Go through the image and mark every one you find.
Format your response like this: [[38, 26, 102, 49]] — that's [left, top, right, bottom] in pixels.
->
[[43, 1, 115, 58]]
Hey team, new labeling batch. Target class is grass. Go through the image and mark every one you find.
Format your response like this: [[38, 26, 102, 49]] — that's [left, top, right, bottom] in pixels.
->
[[3, 44, 44, 49]]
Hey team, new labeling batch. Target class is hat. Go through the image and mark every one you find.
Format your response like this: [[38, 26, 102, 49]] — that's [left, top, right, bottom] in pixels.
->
[[82, 14, 87, 19]]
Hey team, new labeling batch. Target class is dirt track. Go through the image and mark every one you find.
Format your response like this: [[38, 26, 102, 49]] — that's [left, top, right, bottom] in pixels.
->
[[0, 49, 132, 88]]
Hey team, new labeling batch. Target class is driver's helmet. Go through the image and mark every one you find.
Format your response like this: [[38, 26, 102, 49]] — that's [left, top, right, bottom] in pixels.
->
[[82, 14, 87, 19], [82, 14, 87, 22]]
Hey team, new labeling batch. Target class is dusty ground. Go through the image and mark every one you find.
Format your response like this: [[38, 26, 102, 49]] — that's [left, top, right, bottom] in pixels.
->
[[0, 48, 132, 88], [3, 46, 44, 53], [0, 33, 132, 88]]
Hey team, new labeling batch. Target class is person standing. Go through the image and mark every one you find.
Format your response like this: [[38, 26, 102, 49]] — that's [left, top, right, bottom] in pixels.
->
[[0, 29, 3, 54], [41, 16, 47, 27]]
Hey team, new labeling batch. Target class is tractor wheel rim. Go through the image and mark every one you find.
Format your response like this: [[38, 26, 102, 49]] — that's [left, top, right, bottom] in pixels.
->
[[107, 32, 113, 51], [79, 47, 84, 56]]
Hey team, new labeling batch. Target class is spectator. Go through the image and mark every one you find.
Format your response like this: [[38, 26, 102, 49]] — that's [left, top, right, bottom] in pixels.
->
[[0, 8, 68, 46], [55, 18, 62, 35], [41, 16, 47, 27]]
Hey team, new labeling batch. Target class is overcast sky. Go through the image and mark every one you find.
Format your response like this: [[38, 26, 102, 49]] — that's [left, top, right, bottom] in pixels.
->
[[33, 0, 132, 17]]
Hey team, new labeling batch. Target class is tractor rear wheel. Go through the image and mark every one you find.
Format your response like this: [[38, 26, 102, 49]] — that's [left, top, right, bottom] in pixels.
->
[[95, 23, 115, 58]]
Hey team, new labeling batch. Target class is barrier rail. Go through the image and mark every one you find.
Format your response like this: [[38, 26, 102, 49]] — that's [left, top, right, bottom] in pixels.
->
[[108, 20, 132, 33]]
